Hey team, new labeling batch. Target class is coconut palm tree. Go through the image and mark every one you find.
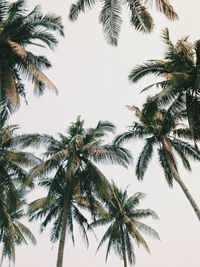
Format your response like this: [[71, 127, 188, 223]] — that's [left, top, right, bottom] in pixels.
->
[[21, 116, 132, 267], [91, 182, 159, 267], [0, 0, 64, 119], [69, 0, 178, 46], [0, 188, 36, 265], [129, 28, 200, 141], [115, 101, 200, 220], [0, 120, 40, 264], [28, 173, 98, 265]]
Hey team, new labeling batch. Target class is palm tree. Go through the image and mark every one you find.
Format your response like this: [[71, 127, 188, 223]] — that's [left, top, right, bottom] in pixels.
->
[[0, 188, 36, 265], [69, 0, 178, 46], [0, 0, 64, 119], [115, 101, 200, 220], [0, 121, 40, 264], [129, 28, 200, 141], [21, 116, 132, 267], [28, 174, 97, 265], [91, 182, 159, 267]]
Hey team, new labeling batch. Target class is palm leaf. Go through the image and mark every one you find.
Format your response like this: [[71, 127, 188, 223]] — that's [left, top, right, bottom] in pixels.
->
[[136, 137, 155, 180], [128, 0, 153, 33], [99, 0, 122, 46], [69, 0, 98, 21], [154, 0, 178, 20]]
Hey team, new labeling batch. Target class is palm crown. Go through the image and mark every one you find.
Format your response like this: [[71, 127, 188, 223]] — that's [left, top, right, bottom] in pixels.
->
[[91, 182, 159, 267], [115, 101, 200, 220], [0, 0, 64, 119], [129, 28, 200, 141]]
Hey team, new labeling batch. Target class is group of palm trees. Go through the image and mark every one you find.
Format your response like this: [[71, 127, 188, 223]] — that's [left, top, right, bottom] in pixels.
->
[[0, 0, 200, 267], [0, 116, 159, 267]]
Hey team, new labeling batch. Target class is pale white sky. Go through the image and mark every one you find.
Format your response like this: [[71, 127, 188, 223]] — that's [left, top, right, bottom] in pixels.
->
[[6, 0, 200, 266]]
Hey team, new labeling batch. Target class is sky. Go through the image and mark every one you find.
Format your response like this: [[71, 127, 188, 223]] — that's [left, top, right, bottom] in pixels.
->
[[5, 0, 200, 266]]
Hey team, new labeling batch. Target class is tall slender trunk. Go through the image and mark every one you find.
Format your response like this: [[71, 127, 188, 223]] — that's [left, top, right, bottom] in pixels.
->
[[56, 186, 71, 267], [170, 163, 200, 221], [162, 138, 200, 221], [120, 224, 127, 267]]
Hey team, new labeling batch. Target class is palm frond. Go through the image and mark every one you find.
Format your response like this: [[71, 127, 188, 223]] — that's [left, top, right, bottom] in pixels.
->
[[132, 208, 158, 220], [136, 137, 155, 180], [69, 0, 98, 21], [154, 0, 178, 20], [129, 60, 166, 83], [135, 221, 159, 239], [99, 0, 122, 46], [172, 138, 200, 162], [90, 144, 132, 168], [114, 127, 149, 145], [14, 221, 36, 245], [128, 0, 153, 33], [126, 218, 150, 252], [158, 147, 175, 186]]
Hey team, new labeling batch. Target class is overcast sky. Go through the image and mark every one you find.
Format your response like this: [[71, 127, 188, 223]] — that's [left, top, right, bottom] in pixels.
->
[[6, 0, 200, 266]]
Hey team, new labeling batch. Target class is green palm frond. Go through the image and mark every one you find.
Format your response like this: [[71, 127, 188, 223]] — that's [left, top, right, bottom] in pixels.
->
[[126, 219, 150, 252], [170, 139, 192, 171], [14, 221, 36, 245], [128, 0, 154, 33], [28, 197, 52, 221], [134, 221, 159, 239], [158, 147, 175, 186], [12, 133, 58, 149], [95, 120, 116, 135], [72, 205, 91, 247], [99, 0, 122, 46], [69, 0, 98, 21], [114, 127, 149, 145], [128, 60, 166, 83], [90, 144, 132, 168], [171, 138, 200, 161], [154, 0, 178, 20], [136, 137, 155, 180], [50, 216, 62, 243], [126, 192, 146, 209], [28, 149, 68, 181], [83, 160, 111, 198], [132, 208, 158, 220], [29, 12, 64, 36], [173, 128, 193, 140]]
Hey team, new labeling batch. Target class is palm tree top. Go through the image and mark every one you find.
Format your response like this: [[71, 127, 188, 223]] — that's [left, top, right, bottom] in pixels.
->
[[0, 0, 64, 119], [92, 182, 159, 267], [129, 28, 197, 84], [128, 28, 200, 141]]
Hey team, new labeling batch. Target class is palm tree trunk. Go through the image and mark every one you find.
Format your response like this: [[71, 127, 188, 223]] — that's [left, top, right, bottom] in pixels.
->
[[161, 138, 200, 221], [56, 187, 71, 267], [120, 225, 127, 267], [171, 164, 200, 221]]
